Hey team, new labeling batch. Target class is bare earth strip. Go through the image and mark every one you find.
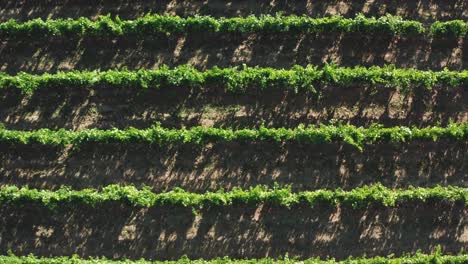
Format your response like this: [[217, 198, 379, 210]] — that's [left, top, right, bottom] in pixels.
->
[[0, 0, 466, 23], [0, 141, 466, 191], [0, 203, 465, 260]]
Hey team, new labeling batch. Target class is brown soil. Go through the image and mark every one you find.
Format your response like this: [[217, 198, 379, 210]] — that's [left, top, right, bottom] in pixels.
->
[[0, 0, 465, 260], [1, 84, 466, 130], [0, 141, 466, 192], [0, 0, 466, 23], [0, 34, 465, 75], [0, 202, 465, 260]]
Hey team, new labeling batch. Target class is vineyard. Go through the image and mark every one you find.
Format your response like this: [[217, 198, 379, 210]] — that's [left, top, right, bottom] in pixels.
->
[[2, 65, 468, 94], [0, 0, 466, 263]]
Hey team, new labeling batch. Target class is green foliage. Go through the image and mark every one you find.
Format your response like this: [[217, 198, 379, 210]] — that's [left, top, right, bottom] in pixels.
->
[[431, 20, 468, 37], [0, 184, 465, 210], [0, 252, 467, 264], [0, 14, 426, 38], [1, 65, 466, 95], [0, 123, 466, 150], [4, 14, 465, 37]]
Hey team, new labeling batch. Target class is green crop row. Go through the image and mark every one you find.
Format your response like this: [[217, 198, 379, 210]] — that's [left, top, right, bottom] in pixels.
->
[[0, 123, 466, 150], [2, 64, 467, 95], [1, 251, 467, 264], [431, 20, 468, 36], [1, 14, 466, 38], [0, 184, 466, 209]]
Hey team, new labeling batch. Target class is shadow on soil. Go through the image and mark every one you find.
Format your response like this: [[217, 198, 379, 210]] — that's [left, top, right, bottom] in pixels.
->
[[0, 34, 465, 74], [0, 0, 466, 22], [0, 202, 465, 260], [0, 141, 466, 191], [1, 82, 466, 130]]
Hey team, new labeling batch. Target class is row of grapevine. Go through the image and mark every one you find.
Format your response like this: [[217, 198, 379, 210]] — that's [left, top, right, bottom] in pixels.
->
[[2, 65, 466, 94], [0, 0, 466, 262], [0, 123, 466, 150], [1, 184, 465, 209], [1, 14, 467, 37]]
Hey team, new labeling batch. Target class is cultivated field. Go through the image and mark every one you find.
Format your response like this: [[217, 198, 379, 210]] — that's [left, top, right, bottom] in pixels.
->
[[0, 0, 466, 263]]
